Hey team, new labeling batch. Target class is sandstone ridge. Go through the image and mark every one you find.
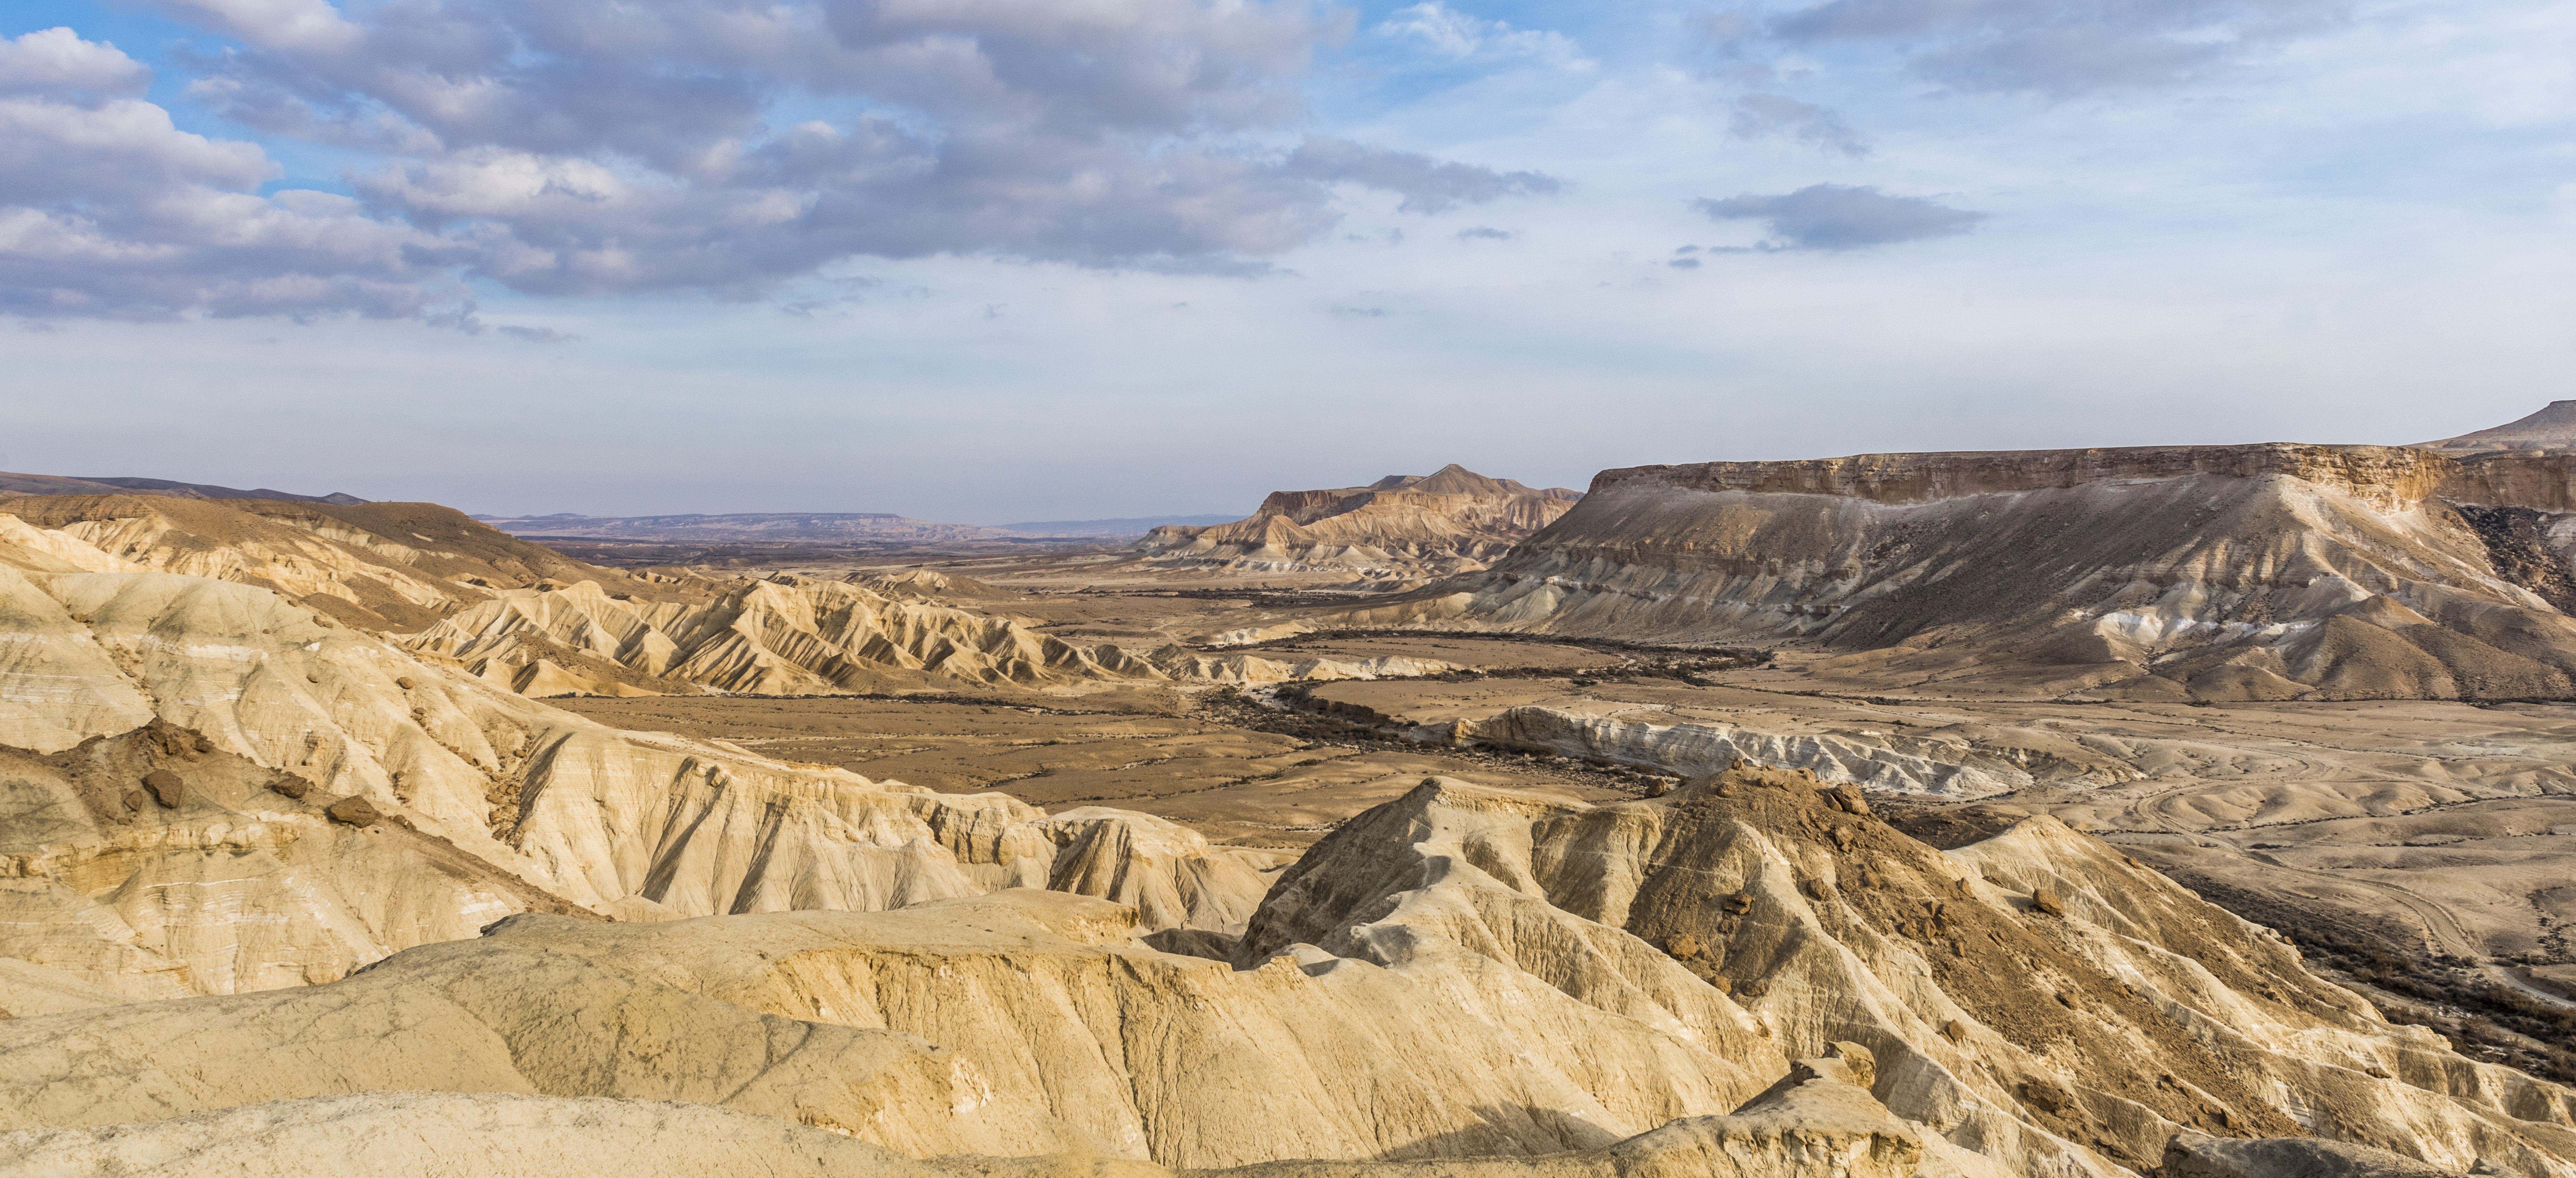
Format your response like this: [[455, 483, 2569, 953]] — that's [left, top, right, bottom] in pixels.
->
[[0, 518, 1279, 1002], [0, 496, 1438, 697]]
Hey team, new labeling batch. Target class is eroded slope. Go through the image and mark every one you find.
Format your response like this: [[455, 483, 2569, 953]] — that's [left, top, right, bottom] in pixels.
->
[[1336, 445, 2576, 701]]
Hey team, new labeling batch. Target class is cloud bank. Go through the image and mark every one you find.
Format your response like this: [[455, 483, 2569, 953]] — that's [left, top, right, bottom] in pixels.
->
[[0, 4, 1563, 321]]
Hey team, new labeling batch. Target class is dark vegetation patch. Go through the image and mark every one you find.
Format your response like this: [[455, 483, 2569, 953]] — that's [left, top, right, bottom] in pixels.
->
[[2151, 863, 2576, 1084], [1878, 801, 2040, 850], [2454, 504, 2576, 615], [1196, 688, 1665, 795]]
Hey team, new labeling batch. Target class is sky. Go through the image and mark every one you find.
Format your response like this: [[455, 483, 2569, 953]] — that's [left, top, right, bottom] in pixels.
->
[[2, 0, 2572, 522]]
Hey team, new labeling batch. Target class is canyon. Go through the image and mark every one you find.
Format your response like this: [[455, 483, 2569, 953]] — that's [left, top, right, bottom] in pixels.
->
[[9, 417, 2576, 1176]]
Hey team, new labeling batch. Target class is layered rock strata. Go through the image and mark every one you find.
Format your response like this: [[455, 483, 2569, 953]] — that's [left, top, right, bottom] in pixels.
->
[[404, 576, 1461, 695], [1439, 704, 2140, 797], [1336, 444, 2576, 700], [0, 502, 1443, 698], [1138, 465, 1580, 581]]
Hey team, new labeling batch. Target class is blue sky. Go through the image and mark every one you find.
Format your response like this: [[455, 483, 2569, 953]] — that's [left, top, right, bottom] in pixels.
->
[[3, 0, 2571, 521]]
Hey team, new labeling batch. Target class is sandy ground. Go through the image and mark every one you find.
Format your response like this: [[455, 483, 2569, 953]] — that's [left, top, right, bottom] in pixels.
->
[[555, 692, 1634, 850]]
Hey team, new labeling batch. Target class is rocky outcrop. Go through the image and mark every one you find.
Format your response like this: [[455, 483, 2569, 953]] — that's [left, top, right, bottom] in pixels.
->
[[6, 768, 2564, 1176], [0, 500, 1435, 699], [1335, 444, 2576, 700], [1236, 768, 2576, 1176], [1138, 465, 1580, 582]]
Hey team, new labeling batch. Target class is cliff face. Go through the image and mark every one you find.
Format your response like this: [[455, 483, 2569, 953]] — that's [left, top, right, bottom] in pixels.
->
[[2442, 452, 2576, 514], [1137, 463, 1581, 581], [1338, 444, 2576, 701], [1612, 444, 2455, 511]]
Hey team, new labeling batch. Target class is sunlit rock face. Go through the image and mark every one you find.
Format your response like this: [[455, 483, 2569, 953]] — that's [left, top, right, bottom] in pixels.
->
[[1335, 443, 2576, 701], [1237, 768, 2576, 1176], [1138, 464, 1582, 582], [7, 768, 2569, 1177], [0, 517, 1270, 1002]]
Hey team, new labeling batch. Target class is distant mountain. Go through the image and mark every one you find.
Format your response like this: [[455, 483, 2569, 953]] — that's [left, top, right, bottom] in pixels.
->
[[2415, 400, 2576, 454], [998, 514, 1241, 536], [0, 471, 364, 503], [476, 511, 1004, 543], [1136, 463, 1583, 579]]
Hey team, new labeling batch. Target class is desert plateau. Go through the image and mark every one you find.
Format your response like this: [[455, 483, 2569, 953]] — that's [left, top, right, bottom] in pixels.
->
[[6, 7, 2569, 1170], [5, 419, 2576, 1178]]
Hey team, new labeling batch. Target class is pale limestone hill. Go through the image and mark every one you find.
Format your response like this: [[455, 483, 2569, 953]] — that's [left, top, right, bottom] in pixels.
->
[[1332, 444, 2576, 701], [0, 493, 705, 631], [402, 576, 1458, 696], [1137, 464, 1580, 582], [0, 1053, 1968, 1178], [856, 567, 1011, 599], [405, 576, 1168, 694], [1441, 704, 2143, 797], [0, 530, 1277, 1002], [0, 770, 2559, 1175], [0, 502, 1439, 698], [1236, 769, 2576, 1176], [0, 890, 1776, 1166]]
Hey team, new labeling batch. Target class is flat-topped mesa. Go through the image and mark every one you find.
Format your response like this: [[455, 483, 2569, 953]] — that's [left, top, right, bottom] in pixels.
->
[[1329, 441, 2576, 701], [1598, 442, 2456, 512]]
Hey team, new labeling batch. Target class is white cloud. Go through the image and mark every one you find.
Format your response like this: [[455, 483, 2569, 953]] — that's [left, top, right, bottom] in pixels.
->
[[0, 2, 1559, 318], [0, 27, 155, 98], [0, 30, 447, 320]]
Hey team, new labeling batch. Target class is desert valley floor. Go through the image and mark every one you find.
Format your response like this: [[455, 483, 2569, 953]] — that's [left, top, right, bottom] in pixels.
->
[[14, 426, 2576, 1176]]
